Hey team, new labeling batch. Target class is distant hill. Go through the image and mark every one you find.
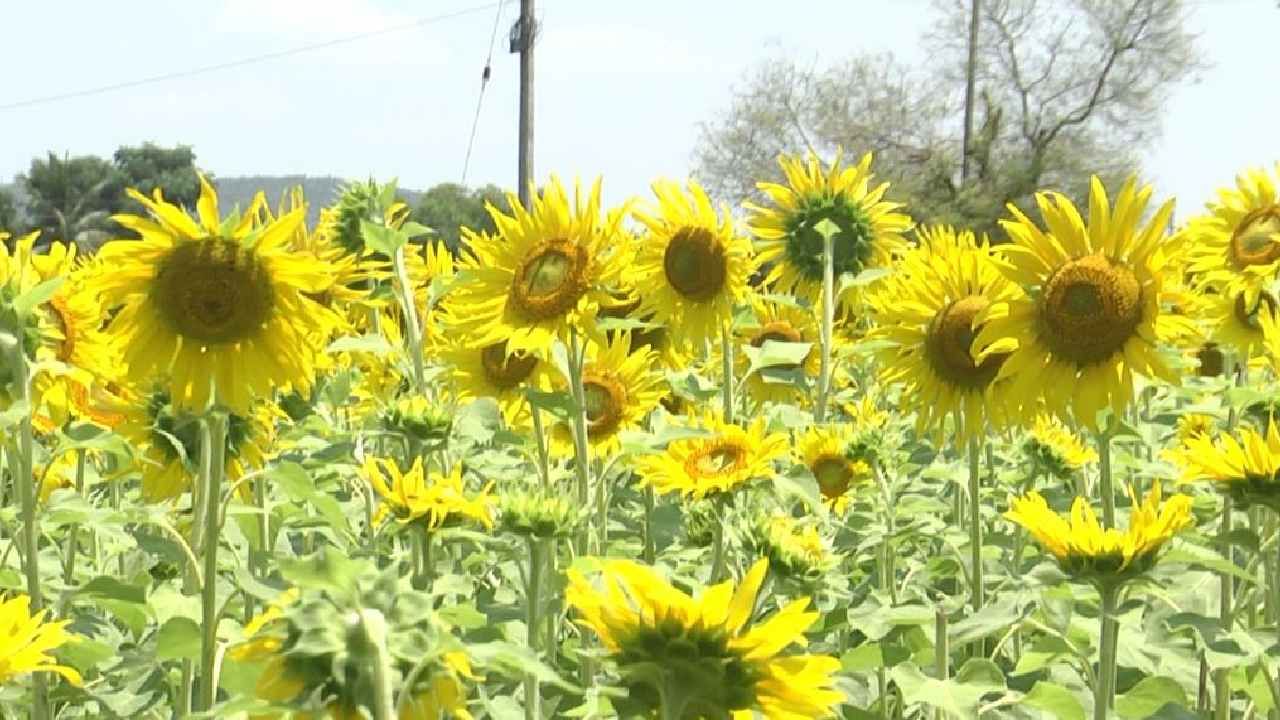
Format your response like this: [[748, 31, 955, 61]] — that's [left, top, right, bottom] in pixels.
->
[[214, 176, 423, 228]]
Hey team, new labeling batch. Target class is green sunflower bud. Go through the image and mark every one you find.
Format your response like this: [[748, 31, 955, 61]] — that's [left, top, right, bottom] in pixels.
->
[[497, 487, 583, 539]]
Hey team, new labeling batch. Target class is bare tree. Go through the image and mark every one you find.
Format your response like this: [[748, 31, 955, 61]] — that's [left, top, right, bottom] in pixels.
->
[[693, 0, 1201, 237]]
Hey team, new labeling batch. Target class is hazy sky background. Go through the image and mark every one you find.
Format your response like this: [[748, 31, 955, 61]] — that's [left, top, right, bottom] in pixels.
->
[[1, 0, 1275, 221]]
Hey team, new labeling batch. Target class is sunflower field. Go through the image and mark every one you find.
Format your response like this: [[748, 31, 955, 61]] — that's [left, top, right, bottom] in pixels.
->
[[3, 151, 1280, 720]]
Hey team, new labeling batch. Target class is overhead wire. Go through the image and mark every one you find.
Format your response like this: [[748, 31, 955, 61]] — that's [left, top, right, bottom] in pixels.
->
[[460, 0, 507, 185], [0, 2, 504, 112]]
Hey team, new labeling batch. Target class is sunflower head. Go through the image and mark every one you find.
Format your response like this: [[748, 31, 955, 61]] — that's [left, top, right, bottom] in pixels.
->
[[1175, 413, 1216, 443], [977, 176, 1178, 428], [1183, 164, 1280, 294], [746, 149, 911, 304], [550, 333, 666, 457], [798, 424, 871, 515], [1005, 482, 1193, 588], [497, 486, 584, 540], [747, 514, 837, 586], [1023, 414, 1097, 480], [329, 178, 411, 257], [1166, 420, 1280, 512], [566, 558, 843, 719], [634, 412, 788, 501], [362, 456, 495, 531]]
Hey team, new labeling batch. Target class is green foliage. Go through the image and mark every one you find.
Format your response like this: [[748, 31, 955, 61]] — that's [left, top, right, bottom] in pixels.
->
[[410, 182, 511, 253], [111, 143, 204, 209]]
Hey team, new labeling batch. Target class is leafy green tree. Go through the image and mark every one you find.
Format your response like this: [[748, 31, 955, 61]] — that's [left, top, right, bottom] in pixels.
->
[[0, 188, 17, 232], [694, 0, 1201, 238], [410, 183, 510, 253], [20, 152, 120, 245], [111, 143, 204, 209]]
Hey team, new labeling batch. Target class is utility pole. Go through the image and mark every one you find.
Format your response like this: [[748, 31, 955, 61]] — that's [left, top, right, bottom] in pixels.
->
[[960, 0, 980, 183], [514, 0, 536, 206]]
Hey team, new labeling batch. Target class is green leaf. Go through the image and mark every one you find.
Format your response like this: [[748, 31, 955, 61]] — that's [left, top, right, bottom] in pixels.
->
[[524, 389, 577, 421], [156, 617, 202, 660], [949, 600, 1025, 645], [326, 334, 394, 355], [77, 576, 147, 605], [839, 266, 892, 291], [360, 218, 407, 255], [594, 316, 661, 332], [891, 662, 991, 719], [1021, 681, 1085, 720], [399, 221, 434, 239], [1115, 676, 1188, 719], [955, 658, 1006, 690], [741, 340, 813, 371], [13, 276, 64, 317], [841, 641, 911, 672], [278, 550, 362, 596]]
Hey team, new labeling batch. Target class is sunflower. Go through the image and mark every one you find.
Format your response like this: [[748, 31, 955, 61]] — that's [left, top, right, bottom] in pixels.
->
[[566, 558, 843, 719], [437, 331, 553, 428], [630, 179, 755, 350], [1005, 482, 1193, 586], [32, 263, 119, 433], [117, 389, 279, 502], [273, 187, 373, 325], [444, 177, 631, 358], [1023, 414, 1097, 481], [549, 333, 665, 457], [1199, 287, 1278, 358], [797, 424, 871, 515], [732, 299, 821, 406], [91, 175, 334, 413], [362, 456, 495, 531], [975, 176, 1179, 429], [0, 593, 81, 686], [1166, 420, 1280, 511], [868, 225, 1019, 442], [748, 514, 836, 585], [634, 411, 788, 501], [1182, 164, 1280, 298], [746, 149, 911, 306], [1174, 413, 1216, 443]]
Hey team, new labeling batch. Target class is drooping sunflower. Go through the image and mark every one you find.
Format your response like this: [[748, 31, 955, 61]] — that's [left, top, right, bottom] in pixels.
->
[[746, 149, 911, 305], [117, 388, 280, 502], [91, 176, 334, 413], [797, 424, 871, 515], [731, 299, 821, 406], [975, 176, 1180, 429], [747, 514, 837, 585], [566, 558, 843, 719], [0, 593, 82, 687], [437, 331, 554, 428], [444, 177, 631, 358], [1023, 414, 1097, 481], [550, 332, 666, 457], [1182, 164, 1280, 297], [361, 456, 495, 531], [868, 225, 1019, 442], [634, 411, 788, 501], [630, 179, 755, 350], [1005, 482, 1193, 586], [1199, 287, 1278, 358], [1166, 420, 1280, 511]]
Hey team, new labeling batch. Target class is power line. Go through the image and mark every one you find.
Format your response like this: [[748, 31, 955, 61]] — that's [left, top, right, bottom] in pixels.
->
[[460, 0, 507, 184], [0, 2, 503, 113]]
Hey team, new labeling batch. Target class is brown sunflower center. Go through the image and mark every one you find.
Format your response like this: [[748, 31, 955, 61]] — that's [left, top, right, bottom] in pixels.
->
[[1234, 291, 1278, 332], [582, 373, 627, 438], [510, 238, 589, 321], [811, 455, 854, 500], [924, 295, 1005, 389], [480, 342, 538, 390], [1038, 254, 1143, 366], [1231, 207, 1280, 269], [1196, 342, 1225, 378], [663, 227, 727, 301], [153, 240, 275, 345], [685, 440, 748, 479]]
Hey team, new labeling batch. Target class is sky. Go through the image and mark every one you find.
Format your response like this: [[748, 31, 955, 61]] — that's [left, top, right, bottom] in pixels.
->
[[0, 0, 1276, 221]]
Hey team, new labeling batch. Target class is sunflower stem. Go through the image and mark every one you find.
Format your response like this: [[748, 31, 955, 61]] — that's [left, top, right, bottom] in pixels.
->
[[531, 404, 551, 490], [1217, 359, 1249, 719], [61, 449, 88, 587], [967, 436, 985, 624], [566, 330, 594, 557], [934, 605, 950, 720], [358, 609, 397, 720], [1095, 585, 1120, 720], [525, 538, 544, 720], [643, 485, 657, 565], [874, 464, 898, 604], [247, 474, 268, 622], [710, 516, 728, 584], [7, 333, 48, 720], [391, 244, 428, 393], [815, 224, 836, 424], [1096, 423, 1116, 528], [720, 323, 735, 423], [198, 411, 228, 712]]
